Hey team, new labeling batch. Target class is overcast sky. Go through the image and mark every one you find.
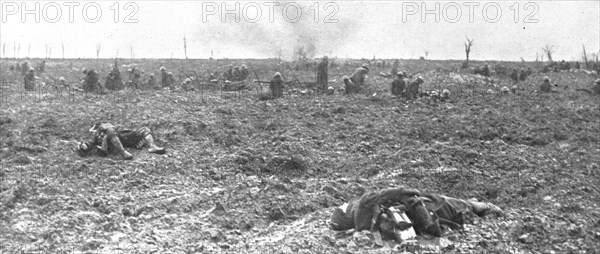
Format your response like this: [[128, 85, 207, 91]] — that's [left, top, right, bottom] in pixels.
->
[[1, 1, 598, 61]]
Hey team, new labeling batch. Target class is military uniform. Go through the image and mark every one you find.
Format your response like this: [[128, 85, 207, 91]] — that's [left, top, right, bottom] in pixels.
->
[[391, 72, 407, 96], [105, 65, 124, 90], [78, 123, 166, 160], [270, 73, 284, 98], [240, 65, 250, 81], [181, 78, 194, 91], [343, 76, 357, 95], [21, 62, 29, 76], [224, 65, 234, 81], [129, 67, 142, 89], [166, 72, 175, 90], [160, 67, 169, 88], [147, 73, 158, 90], [482, 65, 490, 77], [329, 187, 502, 240], [540, 77, 552, 93], [232, 66, 241, 81], [594, 79, 600, 94], [519, 69, 527, 81], [83, 69, 103, 93], [350, 64, 369, 88], [23, 68, 35, 91], [407, 76, 424, 100], [510, 69, 519, 83]]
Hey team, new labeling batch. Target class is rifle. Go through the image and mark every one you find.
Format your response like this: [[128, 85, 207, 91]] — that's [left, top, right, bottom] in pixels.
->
[[279, 72, 289, 83], [253, 70, 263, 94]]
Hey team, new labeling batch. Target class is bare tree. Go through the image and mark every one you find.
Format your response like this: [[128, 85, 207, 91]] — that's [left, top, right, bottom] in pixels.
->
[[464, 37, 474, 67], [296, 46, 307, 62], [27, 43, 31, 58], [183, 35, 188, 59], [96, 44, 101, 59], [541, 45, 554, 63], [62, 43, 65, 59], [17, 43, 21, 57], [424, 50, 430, 59], [48, 47, 52, 59], [46, 44, 50, 59], [130, 45, 134, 59], [582, 44, 589, 68]]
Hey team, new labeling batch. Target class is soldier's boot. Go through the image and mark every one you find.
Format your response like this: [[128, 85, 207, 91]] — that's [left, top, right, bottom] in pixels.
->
[[145, 135, 166, 154], [108, 134, 133, 160]]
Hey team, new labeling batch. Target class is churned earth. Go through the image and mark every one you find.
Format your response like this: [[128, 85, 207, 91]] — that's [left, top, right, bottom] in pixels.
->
[[1, 59, 599, 253]]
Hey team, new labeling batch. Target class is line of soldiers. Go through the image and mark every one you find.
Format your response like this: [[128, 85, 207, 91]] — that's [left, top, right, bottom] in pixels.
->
[[390, 71, 435, 101], [10, 61, 45, 76], [75, 62, 255, 94], [510, 68, 533, 83], [267, 58, 371, 99], [15, 59, 600, 100], [223, 64, 250, 82], [76, 65, 215, 93]]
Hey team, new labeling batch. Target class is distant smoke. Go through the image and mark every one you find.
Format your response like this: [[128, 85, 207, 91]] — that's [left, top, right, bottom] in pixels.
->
[[199, 1, 359, 60]]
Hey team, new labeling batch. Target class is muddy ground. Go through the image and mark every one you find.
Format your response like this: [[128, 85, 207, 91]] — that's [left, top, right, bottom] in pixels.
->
[[1, 59, 599, 253]]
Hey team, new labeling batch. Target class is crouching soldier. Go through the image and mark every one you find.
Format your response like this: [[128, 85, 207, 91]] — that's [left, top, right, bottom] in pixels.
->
[[576, 78, 600, 95], [78, 123, 166, 160], [147, 73, 159, 90], [343, 76, 357, 95], [391, 71, 407, 97], [350, 63, 369, 88], [440, 89, 450, 102], [128, 67, 142, 89], [329, 186, 502, 244], [240, 65, 250, 81], [326, 86, 335, 95], [24, 67, 36, 91], [82, 69, 104, 93], [270, 72, 284, 98], [407, 76, 425, 100], [181, 78, 195, 91], [539, 76, 555, 93]]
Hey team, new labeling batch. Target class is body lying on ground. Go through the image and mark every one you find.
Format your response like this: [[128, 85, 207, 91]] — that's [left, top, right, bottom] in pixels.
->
[[329, 186, 503, 243], [576, 78, 600, 95], [78, 123, 166, 160]]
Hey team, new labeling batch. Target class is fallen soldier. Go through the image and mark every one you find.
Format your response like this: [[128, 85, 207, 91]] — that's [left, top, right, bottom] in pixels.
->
[[539, 76, 557, 93], [78, 123, 166, 160], [576, 78, 600, 95], [329, 187, 502, 245]]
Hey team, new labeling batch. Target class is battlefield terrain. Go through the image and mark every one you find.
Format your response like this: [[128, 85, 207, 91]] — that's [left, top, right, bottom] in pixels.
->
[[1, 58, 599, 253]]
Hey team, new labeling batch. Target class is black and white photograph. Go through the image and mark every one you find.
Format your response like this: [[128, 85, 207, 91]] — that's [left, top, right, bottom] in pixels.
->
[[1, 1, 599, 253]]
